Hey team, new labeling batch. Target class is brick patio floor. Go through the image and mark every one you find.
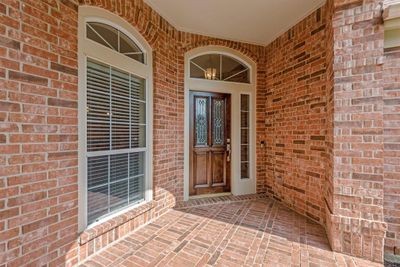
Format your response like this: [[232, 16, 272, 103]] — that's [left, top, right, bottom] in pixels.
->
[[79, 198, 382, 267]]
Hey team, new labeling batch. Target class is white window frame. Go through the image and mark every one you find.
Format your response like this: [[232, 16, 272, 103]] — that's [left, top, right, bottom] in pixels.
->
[[240, 92, 251, 180], [384, 3, 400, 49], [184, 46, 257, 200], [78, 6, 153, 232]]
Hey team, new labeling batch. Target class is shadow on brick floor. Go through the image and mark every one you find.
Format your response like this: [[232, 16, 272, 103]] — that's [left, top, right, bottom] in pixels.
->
[[79, 197, 382, 266]]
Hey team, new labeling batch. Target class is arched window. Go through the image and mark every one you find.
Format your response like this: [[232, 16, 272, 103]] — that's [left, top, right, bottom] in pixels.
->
[[86, 22, 145, 63], [78, 7, 153, 230], [190, 53, 250, 83]]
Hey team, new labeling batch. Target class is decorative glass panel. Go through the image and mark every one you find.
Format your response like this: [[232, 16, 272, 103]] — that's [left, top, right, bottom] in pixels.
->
[[190, 53, 249, 84], [86, 58, 147, 225], [213, 98, 225, 145], [240, 94, 250, 179], [86, 22, 145, 64], [195, 97, 208, 146]]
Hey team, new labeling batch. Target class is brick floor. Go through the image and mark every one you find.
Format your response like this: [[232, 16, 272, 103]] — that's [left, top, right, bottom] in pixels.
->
[[79, 198, 383, 267]]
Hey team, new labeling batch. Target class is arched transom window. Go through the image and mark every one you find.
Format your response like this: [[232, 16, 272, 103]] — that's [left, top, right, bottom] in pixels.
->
[[86, 22, 145, 63], [190, 53, 250, 83]]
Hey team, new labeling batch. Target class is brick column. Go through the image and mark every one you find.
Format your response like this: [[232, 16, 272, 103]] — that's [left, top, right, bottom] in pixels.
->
[[326, 0, 387, 262], [382, 1, 400, 255]]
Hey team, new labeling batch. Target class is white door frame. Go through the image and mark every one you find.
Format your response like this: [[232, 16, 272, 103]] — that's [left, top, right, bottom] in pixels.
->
[[184, 46, 257, 201]]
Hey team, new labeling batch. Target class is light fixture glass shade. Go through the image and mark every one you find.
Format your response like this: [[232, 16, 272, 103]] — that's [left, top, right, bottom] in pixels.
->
[[205, 68, 217, 80]]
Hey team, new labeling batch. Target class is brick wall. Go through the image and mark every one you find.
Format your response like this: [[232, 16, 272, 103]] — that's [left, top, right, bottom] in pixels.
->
[[263, 0, 390, 262], [383, 46, 400, 254], [0, 0, 264, 266], [0, 0, 80, 265], [264, 6, 329, 224], [326, 0, 387, 262], [0, 0, 395, 265], [324, 0, 335, 240]]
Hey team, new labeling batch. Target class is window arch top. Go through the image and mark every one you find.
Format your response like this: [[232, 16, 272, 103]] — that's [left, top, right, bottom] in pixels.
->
[[190, 53, 250, 84], [86, 21, 145, 64]]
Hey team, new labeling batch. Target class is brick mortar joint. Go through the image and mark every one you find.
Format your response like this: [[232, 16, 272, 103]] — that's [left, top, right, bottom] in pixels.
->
[[328, 213, 388, 231]]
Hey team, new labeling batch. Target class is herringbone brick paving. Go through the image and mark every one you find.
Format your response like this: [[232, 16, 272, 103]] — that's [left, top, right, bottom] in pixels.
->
[[79, 198, 382, 267]]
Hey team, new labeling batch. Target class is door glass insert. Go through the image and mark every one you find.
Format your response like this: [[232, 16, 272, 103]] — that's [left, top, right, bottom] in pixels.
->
[[213, 98, 225, 146], [195, 97, 208, 146]]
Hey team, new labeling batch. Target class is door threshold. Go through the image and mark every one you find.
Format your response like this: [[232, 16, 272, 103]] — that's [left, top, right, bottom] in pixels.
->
[[189, 192, 232, 200]]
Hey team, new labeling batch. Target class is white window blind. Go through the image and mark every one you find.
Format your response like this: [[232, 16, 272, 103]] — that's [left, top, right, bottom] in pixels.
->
[[86, 58, 146, 224]]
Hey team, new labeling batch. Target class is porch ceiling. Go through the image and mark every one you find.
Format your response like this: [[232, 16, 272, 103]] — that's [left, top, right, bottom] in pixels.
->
[[144, 0, 326, 46]]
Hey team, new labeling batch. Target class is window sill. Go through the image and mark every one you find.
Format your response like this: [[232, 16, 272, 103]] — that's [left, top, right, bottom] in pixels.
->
[[79, 200, 155, 245]]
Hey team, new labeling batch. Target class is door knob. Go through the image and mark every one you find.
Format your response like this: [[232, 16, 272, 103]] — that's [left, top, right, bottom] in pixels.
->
[[226, 138, 231, 162]]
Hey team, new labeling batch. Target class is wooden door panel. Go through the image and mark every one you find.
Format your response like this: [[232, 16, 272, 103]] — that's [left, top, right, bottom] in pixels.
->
[[193, 151, 209, 188], [189, 91, 231, 196], [211, 151, 226, 186]]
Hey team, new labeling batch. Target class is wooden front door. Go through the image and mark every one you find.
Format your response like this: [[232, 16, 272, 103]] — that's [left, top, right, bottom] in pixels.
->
[[189, 91, 231, 196]]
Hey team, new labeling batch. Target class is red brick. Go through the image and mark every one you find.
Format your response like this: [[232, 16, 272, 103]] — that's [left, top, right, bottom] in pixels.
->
[[7, 172, 47, 186], [22, 215, 58, 234], [0, 207, 19, 220], [9, 134, 45, 143], [0, 101, 20, 112], [0, 228, 19, 241], [7, 192, 47, 207]]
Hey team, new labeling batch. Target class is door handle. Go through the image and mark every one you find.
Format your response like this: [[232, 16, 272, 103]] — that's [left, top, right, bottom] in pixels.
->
[[226, 138, 231, 162]]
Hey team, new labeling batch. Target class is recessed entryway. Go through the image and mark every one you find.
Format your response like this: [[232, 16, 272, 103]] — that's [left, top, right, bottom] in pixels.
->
[[184, 46, 257, 200]]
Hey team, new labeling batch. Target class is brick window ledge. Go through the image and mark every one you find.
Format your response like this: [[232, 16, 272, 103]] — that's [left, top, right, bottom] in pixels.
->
[[79, 201, 155, 245]]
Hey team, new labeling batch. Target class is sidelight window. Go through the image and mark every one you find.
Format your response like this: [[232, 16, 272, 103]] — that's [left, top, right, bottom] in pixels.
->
[[240, 94, 250, 179]]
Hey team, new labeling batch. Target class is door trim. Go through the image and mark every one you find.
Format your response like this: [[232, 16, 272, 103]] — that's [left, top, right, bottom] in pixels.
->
[[184, 46, 257, 201]]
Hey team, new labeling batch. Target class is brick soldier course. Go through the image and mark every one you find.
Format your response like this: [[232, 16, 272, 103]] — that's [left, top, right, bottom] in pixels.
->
[[0, 0, 398, 266]]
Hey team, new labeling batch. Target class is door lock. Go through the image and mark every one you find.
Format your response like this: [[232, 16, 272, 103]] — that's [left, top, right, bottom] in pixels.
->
[[226, 138, 231, 162]]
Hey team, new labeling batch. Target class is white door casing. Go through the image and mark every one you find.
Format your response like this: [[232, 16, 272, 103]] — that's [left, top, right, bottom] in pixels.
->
[[184, 46, 257, 200]]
